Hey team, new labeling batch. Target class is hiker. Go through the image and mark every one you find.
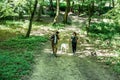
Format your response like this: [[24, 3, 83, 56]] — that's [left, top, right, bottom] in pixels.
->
[[71, 32, 78, 54], [50, 31, 60, 57]]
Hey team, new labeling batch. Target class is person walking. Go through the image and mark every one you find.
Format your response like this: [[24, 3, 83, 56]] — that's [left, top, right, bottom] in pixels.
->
[[71, 32, 78, 55], [50, 31, 60, 57]]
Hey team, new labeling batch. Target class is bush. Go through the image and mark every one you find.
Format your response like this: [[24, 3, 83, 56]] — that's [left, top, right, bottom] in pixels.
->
[[60, 2, 66, 11], [88, 22, 120, 40]]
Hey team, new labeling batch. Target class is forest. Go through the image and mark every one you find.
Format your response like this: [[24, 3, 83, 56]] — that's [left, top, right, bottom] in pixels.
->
[[0, 0, 120, 80]]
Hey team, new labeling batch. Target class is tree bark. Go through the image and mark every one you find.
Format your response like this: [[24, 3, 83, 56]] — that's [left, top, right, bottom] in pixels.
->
[[53, 0, 60, 24], [37, 4, 42, 21], [71, 1, 74, 13], [78, 4, 81, 15], [112, 0, 115, 7], [49, 0, 54, 12], [87, 1, 94, 35], [63, 0, 70, 23], [49, 0, 55, 17], [25, 0, 38, 38], [88, 1, 94, 27]]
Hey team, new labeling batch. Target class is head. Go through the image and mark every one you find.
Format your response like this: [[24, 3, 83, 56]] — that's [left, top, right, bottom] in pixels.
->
[[56, 31, 59, 35], [73, 32, 77, 36]]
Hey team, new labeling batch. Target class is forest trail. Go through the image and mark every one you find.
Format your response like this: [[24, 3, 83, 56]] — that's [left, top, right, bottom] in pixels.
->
[[29, 14, 119, 80], [29, 41, 118, 80]]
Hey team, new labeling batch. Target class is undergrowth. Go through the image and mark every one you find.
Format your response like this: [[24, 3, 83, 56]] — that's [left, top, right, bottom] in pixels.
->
[[97, 57, 120, 75], [0, 36, 48, 80], [87, 21, 120, 75]]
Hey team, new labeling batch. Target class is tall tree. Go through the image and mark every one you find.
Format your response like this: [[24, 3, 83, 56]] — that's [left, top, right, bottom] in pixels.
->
[[37, 0, 44, 21], [26, 0, 38, 38], [49, 0, 54, 17], [71, 1, 74, 13], [63, 0, 70, 23], [53, 0, 60, 24], [86, 0, 95, 34]]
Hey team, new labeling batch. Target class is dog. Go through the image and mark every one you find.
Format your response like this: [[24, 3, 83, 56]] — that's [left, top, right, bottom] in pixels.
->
[[60, 43, 69, 54]]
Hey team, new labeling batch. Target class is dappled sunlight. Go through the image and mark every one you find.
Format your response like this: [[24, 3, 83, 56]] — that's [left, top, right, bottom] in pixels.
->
[[43, 48, 52, 53], [31, 25, 55, 36], [1, 0, 120, 79]]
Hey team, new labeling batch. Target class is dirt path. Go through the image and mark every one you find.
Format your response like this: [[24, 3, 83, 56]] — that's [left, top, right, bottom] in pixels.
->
[[29, 41, 118, 80], [28, 14, 119, 80]]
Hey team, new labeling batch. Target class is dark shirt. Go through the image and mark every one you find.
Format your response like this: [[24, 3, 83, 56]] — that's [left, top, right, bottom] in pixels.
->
[[71, 36, 78, 43], [51, 34, 59, 44]]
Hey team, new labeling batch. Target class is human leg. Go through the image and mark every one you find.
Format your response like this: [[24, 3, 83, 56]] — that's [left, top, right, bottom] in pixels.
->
[[72, 43, 75, 54], [74, 43, 77, 53], [53, 44, 58, 57]]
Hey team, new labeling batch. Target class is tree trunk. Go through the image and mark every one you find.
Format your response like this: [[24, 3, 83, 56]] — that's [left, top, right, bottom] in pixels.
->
[[49, 0, 55, 17], [25, 0, 38, 38], [18, 6, 23, 20], [87, 1, 94, 35], [53, 0, 60, 24], [88, 1, 94, 27], [98, 0, 102, 16], [78, 4, 81, 15], [49, 0, 54, 11], [81, 0, 84, 13], [71, 1, 74, 13], [63, 0, 70, 23], [112, 0, 115, 7], [37, 0, 44, 20], [88, 4, 91, 28], [37, 4, 42, 21]]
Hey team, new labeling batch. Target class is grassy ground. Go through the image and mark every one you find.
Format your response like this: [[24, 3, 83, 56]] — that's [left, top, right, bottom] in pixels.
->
[[30, 41, 119, 80], [0, 16, 120, 80], [0, 36, 48, 80], [0, 20, 48, 80]]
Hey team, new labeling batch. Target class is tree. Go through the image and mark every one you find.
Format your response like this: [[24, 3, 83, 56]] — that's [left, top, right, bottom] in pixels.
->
[[53, 0, 60, 24], [26, 0, 38, 38], [49, 0, 55, 17], [63, 0, 70, 23], [88, 0, 94, 27], [112, 0, 115, 7], [0, 0, 15, 19], [104, 2, 120, 24], [37, 0, 44, 21]]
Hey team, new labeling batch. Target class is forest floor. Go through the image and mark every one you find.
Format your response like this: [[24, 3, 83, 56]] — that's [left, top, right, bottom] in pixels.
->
[[29, 14, 119, 80], [0, 13, 120, 80], [29, 41, 118, 80]]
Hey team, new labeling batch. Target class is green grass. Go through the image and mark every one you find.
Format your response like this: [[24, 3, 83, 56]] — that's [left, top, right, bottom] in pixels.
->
[[97, 57, 120, 75], [85, 21, 120, 75], [52, 23, 65, 29], [0, 36, 48, 80], [88, 22, 120, 40]]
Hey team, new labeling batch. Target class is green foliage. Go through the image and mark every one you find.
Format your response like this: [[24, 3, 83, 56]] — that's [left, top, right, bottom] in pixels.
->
[[113, 60, 120, 74], [52, 23, 65, 29], [88, 22, 120, 40], [0, 36, 48, 80], [97, 57, 120, 74], [0, 2, 17, 18], [0, 20, 23, 27], [47, 11, 56, 17], [0, 0, 35, 19], [103, 6, 120, 24], [60, 2, 66, 11]]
